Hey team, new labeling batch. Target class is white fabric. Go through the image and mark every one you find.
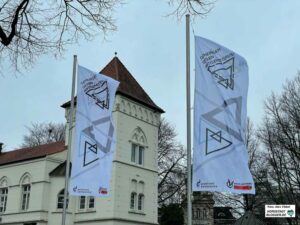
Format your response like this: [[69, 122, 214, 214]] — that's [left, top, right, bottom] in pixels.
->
[[69, 65, 119, 196], [193, 36, 255, 194]]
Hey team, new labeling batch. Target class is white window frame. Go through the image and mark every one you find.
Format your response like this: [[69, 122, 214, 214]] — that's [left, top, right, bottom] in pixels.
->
[[131, 143, 144, 165], [130, 192, 137, 210], [138, 193, 144, 211], [0, 187, 8, 213], [88, 196, 95, 209], [79, 196, 86, 209], [57, 189, 68, 209], [78, 196, 95, 211], [21, 184, 30, 211]]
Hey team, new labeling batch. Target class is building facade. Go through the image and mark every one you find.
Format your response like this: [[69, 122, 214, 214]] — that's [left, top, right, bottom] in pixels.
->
[[183, 192, 215, 225], [182, 192, 236, 225], [0, 57, 163, 225]]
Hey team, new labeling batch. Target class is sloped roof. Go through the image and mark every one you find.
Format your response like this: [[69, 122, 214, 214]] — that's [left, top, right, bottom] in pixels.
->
[[0, 141, 65, 166], [234, 211, 265, 225], [49, 161, 71, 177], [61, 57, 164, 113]]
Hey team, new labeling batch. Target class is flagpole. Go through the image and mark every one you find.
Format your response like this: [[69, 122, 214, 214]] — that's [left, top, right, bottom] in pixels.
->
[[186, 14, 192, 225], [62, 55, 77, 225]]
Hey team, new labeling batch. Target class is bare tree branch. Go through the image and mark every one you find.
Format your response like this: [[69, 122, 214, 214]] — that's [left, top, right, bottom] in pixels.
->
[[158, 118, 186, 205], [21, 122, 65, 147], [0, 0, 213, 73]]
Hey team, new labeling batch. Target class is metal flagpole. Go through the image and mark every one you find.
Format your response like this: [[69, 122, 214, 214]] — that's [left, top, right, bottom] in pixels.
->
[[62, 55, 77, 225], [186, 14, 192, 225]]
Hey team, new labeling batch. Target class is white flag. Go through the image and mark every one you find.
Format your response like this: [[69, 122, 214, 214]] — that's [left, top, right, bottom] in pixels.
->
[[70, 65, 119, 196], [193, 36, 255, 194]]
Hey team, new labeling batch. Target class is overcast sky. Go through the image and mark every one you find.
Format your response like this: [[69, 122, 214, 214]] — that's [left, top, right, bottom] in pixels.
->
[[1, 0, 300, 150]]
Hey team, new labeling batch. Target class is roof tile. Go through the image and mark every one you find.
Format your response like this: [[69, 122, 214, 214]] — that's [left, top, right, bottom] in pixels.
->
[[0, 141, 65, 166]]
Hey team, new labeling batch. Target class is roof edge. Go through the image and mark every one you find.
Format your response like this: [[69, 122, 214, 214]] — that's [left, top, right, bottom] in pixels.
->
[[61, 93, 165, 113]]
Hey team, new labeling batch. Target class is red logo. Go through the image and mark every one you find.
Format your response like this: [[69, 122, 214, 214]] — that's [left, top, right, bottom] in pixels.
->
[[234, 184, 252, 190], [99, 187, 108, 195]]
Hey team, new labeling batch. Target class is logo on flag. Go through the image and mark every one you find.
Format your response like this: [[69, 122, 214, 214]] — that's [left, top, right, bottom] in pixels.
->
[[99, 187, 108, 195], [208, 57, 235, 90], [205, 128, 232, 155], [193, 36, 255, 194], [83, 141, 99, 167], [84, 78, 110, 109]]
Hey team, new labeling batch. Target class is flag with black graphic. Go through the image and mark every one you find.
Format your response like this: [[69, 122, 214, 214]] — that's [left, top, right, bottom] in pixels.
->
[[193, 36, 255, 194], [70, 65, 119, 196]]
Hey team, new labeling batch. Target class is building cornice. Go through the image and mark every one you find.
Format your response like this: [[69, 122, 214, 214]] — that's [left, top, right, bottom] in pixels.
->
[[114, 95, 161, 127], [0, 209, 48, 216], [113, 160, 157, 173], [74, 217, 158, 225]]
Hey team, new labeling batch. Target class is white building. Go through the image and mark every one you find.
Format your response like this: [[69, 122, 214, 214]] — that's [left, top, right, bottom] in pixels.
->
[[0, 57, 164, 225]]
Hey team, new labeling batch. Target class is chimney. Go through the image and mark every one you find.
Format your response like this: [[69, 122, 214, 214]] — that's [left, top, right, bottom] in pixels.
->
[[0, 142, 3, 153]]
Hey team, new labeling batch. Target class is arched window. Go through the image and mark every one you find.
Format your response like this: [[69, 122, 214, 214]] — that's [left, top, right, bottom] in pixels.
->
[[57, 189, 68, 209], [138, 194, 144, 211], [130, 192, 137, 209], [130, 127, 147, 165], [0, 177, 8, 213], [218, 212, 226, 217], [20, 174, 31, 211], [130, 179, 145, 211]]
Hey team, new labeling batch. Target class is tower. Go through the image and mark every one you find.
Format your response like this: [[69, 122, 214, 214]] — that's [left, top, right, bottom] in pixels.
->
[[62, 56, 164, 225]]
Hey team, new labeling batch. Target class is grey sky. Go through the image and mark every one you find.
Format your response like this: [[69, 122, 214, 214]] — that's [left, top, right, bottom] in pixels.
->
[[1, 0, 300, 150]]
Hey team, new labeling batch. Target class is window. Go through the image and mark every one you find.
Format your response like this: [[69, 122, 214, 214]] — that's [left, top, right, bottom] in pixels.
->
[[138, 194, 144, 210], [131, 144, 136, 163], [203, 208, 207, 219], [138, 146, 144, 165], [131, 144, 144, 165], [57, 189, 68, 209], [0, 188, 8, 213], [130, 127, 147, 166], [78, 196, 95, 210], [130, 179, 145, 211], [88, 197, 95, 209], [218, 212, 226, 217], [79, 196, 85, 209], [21, 184, 30, 210], [130, 192, 137, 209], [196, 208, 200, 219]]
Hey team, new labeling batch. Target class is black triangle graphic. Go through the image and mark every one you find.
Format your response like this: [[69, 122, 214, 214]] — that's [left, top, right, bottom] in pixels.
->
[[207, 57, 235, 90], [86, 81, 109, 109], [202, 97, 243, 142], [205, 128, 232, 155], [83, 141, 99, 167], [217, 76, 229, 89], [211, 131, 222, 142]]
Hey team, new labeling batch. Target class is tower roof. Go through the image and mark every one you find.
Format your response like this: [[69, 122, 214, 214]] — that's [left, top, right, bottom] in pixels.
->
[[62, 57, 164, 113]]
